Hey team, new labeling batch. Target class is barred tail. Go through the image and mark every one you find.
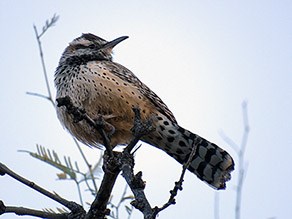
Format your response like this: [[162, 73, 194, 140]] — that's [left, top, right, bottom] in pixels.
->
[[177, 126, 235, 189], [143, 122, 235, 190]]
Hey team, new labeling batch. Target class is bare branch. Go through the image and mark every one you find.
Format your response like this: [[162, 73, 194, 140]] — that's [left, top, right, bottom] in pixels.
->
[[0, 200, 67, 219], [85, 152, 121, 219], [235, 101, 250, 219], [0, 163, 83, 214], [26, 92, 52, 101], [74, 138, 99, 194], [37, 14, 59, 39], [31, 14, 59, 106], [109, 184, 134, 219], [217, 101, 250, 219], [121, 154, 152, 219], [152, 144, 197, 217], [218, 130, 240, 154]]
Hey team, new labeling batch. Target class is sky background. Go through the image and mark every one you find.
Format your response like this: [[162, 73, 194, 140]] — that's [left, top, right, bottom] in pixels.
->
[[0, 1, 291, 219]]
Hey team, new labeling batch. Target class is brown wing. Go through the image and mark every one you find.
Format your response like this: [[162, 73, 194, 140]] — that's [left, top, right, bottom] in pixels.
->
[[102, 61, 177, 124]]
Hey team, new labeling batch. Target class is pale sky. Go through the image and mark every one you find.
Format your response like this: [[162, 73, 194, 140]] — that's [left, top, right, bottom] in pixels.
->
[[0, 1, 291, 219]]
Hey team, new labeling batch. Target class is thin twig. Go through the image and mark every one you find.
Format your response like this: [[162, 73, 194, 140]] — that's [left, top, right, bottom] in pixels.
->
[[73, 138, 99, 194], [32, 14, 59, 106], [121, 154, 153, 219], [114, 184, 132, 218], [152, 144, 197, 217], [74, 178, 84, 207], [218, 130, 240, 154], [0, 200, 67, 219], [0, 163, 84, 214], [26, 92, 52, 101], [217, 101, 250, 219], [235, 101, 250, 219]]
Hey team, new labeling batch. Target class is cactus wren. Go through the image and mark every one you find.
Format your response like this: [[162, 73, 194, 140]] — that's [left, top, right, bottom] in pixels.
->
[[55, 33, 234, 189]]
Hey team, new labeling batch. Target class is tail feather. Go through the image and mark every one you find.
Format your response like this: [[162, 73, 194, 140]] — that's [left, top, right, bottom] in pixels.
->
[[142, 118, 234, 190], [183, 130, 234, 189]]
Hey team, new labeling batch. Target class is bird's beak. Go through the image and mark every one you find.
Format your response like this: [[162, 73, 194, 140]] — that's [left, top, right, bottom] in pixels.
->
[[103, 36, 129, 49]]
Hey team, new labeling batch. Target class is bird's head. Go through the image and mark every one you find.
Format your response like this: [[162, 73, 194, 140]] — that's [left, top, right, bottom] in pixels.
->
[[60, 33, 128, 64]]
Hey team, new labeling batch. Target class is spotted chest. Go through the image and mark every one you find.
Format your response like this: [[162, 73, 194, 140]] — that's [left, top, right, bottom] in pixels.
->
[[55, 61, 161, 147]]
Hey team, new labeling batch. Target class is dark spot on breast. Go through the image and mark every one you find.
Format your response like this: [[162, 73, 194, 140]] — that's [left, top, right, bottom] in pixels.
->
[[168, 130, 175, 135], [167, 137, 175, 143], [163, 121, 170, 126], [179, 141, 187, 147], [159, 125, 165, 131]]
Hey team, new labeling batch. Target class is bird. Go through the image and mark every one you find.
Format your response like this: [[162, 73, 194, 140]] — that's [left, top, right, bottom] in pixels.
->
[[54, 33, 234, 190]]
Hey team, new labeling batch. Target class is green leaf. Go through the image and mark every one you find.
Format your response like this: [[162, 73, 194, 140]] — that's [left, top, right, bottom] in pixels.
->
[[19, 144, 77, 180]]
